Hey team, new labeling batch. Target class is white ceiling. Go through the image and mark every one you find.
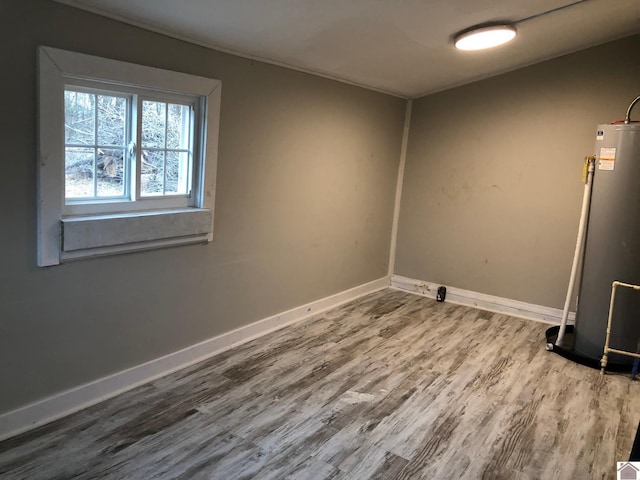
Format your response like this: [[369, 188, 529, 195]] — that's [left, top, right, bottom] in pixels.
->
[[56, 0, 640, 98]]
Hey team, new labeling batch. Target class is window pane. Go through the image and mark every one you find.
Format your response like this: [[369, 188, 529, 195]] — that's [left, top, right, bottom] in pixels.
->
[[65, 91, 95, 145], [97, 95, 126, 146], [165, 151, 190, 194], [141, 150, 164, 196], [97, 148, 125, 197], [65, 147, 94, 198], [167, 103, 190, 149], [142, 101, 166, 148]]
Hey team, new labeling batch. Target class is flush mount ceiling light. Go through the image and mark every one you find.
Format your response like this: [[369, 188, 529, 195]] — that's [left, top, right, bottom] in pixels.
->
[[453, 1, 588, 52], [454, 25, 517, 51]]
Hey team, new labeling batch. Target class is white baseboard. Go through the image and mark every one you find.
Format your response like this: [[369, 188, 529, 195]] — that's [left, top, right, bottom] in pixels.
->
[[0, 276, 389, 442], [391, 275, 575, 325]]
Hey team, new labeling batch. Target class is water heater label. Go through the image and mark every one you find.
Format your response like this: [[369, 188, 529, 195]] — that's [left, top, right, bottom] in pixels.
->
[[598, 147, 616, 171], [596, 130, 604, 140]]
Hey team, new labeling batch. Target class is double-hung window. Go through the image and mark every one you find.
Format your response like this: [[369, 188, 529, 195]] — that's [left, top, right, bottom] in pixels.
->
[[38, 47, 221, 266]]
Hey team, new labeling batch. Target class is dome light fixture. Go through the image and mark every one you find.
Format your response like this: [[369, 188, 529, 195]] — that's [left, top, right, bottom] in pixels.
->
[[454, 25, 517, 51]]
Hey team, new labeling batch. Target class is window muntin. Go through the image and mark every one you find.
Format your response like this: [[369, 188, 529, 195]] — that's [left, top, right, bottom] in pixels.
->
[[64, 88, 130, 201], [62, 82, 201, 216], [139, 99, 193, 197]]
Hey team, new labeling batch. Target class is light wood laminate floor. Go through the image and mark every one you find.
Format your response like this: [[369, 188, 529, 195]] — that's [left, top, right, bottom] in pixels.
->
[[1, 289, 639, 479]]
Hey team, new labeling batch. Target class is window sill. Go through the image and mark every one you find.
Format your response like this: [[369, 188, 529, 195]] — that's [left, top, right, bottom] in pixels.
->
[[60, 208, 212, 261]]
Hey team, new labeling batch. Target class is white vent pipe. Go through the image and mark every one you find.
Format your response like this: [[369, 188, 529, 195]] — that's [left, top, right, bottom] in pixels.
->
[[555, 156, 595, 347]]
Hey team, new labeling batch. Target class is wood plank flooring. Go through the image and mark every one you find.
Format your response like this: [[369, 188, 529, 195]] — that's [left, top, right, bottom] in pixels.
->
[[1, 289, 640, 479]]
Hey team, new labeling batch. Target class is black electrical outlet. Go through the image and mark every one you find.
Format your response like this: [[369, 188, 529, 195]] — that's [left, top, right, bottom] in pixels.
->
[[437, 286, 446, 302]]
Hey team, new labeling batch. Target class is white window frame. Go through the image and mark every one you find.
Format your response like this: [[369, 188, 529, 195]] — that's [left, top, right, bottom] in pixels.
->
[[37, 46, 221, 266], [62, 82, 202, 215]]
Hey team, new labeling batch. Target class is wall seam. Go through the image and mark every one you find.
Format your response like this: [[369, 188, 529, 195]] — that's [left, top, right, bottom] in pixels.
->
[[388, 99, 412, 275]]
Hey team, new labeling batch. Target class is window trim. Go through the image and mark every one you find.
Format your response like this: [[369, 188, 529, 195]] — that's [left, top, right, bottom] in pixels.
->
[[37, 46, 221, 266]]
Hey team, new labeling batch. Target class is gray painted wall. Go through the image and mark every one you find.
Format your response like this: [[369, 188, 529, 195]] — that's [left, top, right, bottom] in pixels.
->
[[0, 0, 405, 413], [395, 35, 640, 309]]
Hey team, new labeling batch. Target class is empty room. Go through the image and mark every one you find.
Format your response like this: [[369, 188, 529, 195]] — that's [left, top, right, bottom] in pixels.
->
[[2, 0, 640, 478]]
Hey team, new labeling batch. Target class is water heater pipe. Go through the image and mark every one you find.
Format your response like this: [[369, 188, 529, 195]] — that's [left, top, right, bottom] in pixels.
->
[[624, 95, 640, 124], [556, 156, 595, 347], [600, 281, 640, 375]]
